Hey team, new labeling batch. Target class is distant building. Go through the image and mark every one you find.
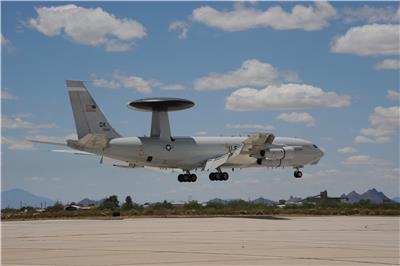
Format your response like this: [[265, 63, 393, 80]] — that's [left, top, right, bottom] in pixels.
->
[[304, 190, 348, 204]]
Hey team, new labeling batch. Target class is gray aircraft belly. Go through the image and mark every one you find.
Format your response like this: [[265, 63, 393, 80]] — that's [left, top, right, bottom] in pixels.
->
[[106, 137, 244, 169]]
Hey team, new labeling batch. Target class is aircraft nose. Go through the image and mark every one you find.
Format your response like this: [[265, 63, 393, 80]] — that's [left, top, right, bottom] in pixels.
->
[[318, 148, 324, 157]]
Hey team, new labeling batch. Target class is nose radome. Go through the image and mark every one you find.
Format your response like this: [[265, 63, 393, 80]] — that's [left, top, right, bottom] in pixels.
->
[[319, 148, 325, 157]]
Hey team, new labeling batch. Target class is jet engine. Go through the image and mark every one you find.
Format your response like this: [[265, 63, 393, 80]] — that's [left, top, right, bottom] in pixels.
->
[[262, 147, 295, 160]]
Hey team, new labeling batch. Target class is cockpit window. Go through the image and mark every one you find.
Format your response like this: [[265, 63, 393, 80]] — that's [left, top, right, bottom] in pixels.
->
[[313, 144, 318, 149]]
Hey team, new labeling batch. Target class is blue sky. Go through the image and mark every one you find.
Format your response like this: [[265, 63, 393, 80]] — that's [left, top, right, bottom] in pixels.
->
[[1, 1, 399, 203]]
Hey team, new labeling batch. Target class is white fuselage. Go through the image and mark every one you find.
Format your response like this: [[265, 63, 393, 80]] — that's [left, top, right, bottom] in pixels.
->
[[96, 136, 324, 171]]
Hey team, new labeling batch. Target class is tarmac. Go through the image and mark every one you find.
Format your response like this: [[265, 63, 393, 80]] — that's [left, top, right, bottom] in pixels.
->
[[2, 216, 399, 265]]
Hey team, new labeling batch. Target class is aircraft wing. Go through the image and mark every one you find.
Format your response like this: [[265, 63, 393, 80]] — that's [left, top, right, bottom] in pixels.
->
[[202, 132, 275, 171], [241, 132, 275, 155], [51, 149, 95, 155]]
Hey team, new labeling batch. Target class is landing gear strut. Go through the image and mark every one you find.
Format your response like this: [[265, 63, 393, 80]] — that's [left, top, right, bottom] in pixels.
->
[[294, 170, 303, 178], [209, 172, 229, 181], [178, 173, 197, 182]]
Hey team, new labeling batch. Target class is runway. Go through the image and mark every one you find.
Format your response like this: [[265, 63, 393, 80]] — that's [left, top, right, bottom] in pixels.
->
[[2, 216, 399, 265]]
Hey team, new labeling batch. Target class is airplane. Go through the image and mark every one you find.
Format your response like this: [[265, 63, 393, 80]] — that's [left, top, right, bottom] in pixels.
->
[[30, 80, 324, 183]]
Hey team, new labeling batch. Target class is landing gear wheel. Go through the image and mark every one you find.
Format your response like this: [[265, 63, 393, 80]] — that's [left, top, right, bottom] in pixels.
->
[[222, 172, 229, 181], [209, 172, 216, 181], [294, 170, 303, 178], [209, 172, 229, 181], [257, 158, 262, 165], [178, 173, 197, 182]]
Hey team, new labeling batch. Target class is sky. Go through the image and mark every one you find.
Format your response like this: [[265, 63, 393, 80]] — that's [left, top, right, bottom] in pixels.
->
[[1, 1, 399, 203]]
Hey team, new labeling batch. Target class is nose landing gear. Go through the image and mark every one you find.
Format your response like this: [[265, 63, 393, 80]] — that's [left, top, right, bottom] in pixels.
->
[[294, 170, 303, 178]]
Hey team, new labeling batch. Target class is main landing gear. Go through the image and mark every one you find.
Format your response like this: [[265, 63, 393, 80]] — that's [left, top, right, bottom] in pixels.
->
[[294, 170, 303, 178], [209, 172, 229, 181], [178, 173, 197, 182]]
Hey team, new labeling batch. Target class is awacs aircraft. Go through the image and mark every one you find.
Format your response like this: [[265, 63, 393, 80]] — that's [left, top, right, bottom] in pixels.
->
[[31, 80, 324, 183]]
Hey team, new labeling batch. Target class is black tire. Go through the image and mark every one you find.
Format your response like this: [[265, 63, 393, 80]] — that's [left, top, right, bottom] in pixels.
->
[[257, 158, 262, 165], [222, 172, 229, 181], [260, 150, 265, 157], [178, 174, 183, 182], [183, 174, 190, 182], [209, 172, 216, 181], [191, 174, 197, 182], [215, 173, 222, 181], [297, 171, 303, 178]]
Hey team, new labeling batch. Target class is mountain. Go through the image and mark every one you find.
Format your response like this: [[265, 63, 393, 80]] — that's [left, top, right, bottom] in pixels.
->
[[392, 197, 400, 203], [78, 198, 100, 206], [1, 188, 55, 209], [360, 188, 391, 204], [345, 189, 392, 204], [207, 198, 230, 204], [346, 191, 362, 203], [252, 197, 276, 206]]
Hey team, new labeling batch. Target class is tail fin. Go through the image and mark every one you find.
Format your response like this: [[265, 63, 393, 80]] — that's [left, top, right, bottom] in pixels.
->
[[66, 80, 121, 140]]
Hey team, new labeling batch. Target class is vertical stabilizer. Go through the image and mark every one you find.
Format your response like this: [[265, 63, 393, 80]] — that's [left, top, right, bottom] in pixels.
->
[[66, 80, 121, 139]]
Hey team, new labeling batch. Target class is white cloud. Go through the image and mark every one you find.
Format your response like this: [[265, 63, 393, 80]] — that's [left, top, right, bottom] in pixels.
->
[[342, 154, 390, 166], [1, 33, 14, 51], [113, 73, 155, 94], [342, 5, 400, 24], [1, 136, 35, 150], [194, 131, 208, 136], [387, 90, 400, 101], [194, 59, 279, 91], [159, 84, 185, 91], [27, 133, 77, 143], [225, 83, 351, 111], [281, 71, 302, 83], [331, 24, 400, 56], [24, 176, 45, 182], [92, 79, 120, 89], [355, 106, 400, 144], [168, 20, 189, 39], [369, 106, 399, 129], [191, 2, 336, 32], [226, 123, 275, 130], [275, 112, 315, 127], [337, 147, 357, 154], [1, 89, 17, 100], [308, 169, 341, 178], [92, 72, 182, 94], [376, 59, 400, 70], [1, 114, 58, 129], [28, 4, 146, 52], [104, 39, 133, 52], [342, 155, 371, 165]]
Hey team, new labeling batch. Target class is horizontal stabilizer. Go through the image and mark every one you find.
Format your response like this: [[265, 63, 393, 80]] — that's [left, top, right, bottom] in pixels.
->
[[27, 139, 67, 146]]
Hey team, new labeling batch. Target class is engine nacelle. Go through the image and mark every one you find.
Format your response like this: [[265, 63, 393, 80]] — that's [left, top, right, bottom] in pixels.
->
[[263, 147, 295, 160]]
